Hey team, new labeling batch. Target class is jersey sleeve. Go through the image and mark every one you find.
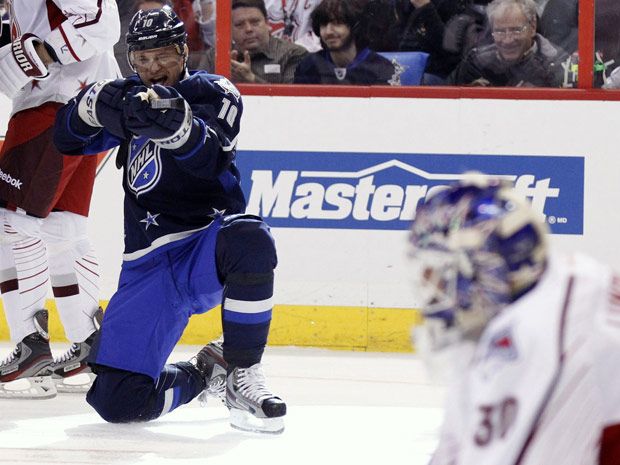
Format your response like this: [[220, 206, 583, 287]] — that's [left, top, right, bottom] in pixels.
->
[[53, 88, 122, 155], [167, 74, 243, 178], [595, 275, 620, 465], [44, 0, 120, 65]]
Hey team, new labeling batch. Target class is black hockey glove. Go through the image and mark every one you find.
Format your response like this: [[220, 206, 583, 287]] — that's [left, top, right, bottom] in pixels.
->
[[72, 79, 129, 139], [123, 85, 194, 150]]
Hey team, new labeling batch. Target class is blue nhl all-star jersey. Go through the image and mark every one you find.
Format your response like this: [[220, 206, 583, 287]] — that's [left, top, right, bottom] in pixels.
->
[[54, 71, 246, 261]]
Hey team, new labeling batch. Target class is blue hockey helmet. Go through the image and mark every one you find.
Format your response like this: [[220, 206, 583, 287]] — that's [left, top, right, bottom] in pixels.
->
[[409, 174, 548, 344], [126, 6, 187, 53]]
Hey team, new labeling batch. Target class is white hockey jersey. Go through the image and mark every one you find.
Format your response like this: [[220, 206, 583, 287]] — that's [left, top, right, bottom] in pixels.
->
[[265, 0, 321, 52], [6, 0, 120, 115], [431, 252, 620, 465]]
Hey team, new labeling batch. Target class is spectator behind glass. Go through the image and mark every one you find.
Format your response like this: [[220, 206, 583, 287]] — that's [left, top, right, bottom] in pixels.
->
[[442, 1, 493, 63], [372, 0, 469, 83], [596, 0, 620, 87], [264, 0, 323, 52], [170, 0, 208, 68], [192, 0, 216, 49], [448, 0, 567, 87], [203, 0, 308, 83], [539, 0, 577, 55], [293, 0, 397, 85]]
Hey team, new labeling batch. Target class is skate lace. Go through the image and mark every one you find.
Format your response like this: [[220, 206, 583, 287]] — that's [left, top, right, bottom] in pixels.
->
[[54, 343, 80, 364], [0, 346, 19, 367], [236, 364, 274, 403]]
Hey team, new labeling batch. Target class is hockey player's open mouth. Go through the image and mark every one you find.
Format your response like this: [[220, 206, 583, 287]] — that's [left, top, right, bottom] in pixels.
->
[[149, 76, 170, 86]]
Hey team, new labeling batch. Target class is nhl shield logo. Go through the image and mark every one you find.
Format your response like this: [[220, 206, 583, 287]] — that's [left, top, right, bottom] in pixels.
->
[[127, 136, 162, 196]]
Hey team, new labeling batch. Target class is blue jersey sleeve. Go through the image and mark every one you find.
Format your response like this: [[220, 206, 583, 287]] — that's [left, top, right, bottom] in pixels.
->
[[54, 91, 124, 156], [166, 72, 243, 179]]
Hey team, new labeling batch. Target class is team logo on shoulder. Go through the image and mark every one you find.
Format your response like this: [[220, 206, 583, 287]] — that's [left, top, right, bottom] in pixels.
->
[[215, 78, 240, 101], [482, 327, 518, 363], [127, 136, 162, 196]]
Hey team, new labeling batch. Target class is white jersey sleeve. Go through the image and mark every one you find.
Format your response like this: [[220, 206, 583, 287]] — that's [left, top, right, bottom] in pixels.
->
[[593, 275, 620, 465], [8, 0, 121, 114], [44, 0, 121, 65]]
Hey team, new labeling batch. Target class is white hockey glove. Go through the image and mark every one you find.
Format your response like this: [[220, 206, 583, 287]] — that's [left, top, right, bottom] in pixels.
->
[[0, 33, 50, 98], [72, 79, 132, 139], [76, 79, 115, 128]]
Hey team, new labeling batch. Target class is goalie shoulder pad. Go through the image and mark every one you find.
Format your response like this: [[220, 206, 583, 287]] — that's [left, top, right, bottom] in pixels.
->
[[0, 33, 50, 98]]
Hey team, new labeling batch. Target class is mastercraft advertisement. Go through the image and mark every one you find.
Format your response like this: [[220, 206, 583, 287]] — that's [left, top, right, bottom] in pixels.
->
[[239, 151, 584, 234]]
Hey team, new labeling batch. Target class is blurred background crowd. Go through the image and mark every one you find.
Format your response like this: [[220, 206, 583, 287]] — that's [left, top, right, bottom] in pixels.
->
[[2, 0, 620, 88]]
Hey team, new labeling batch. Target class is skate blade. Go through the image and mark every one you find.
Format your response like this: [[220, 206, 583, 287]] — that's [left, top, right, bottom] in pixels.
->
[[0, 376, 57, 399], [54, 372, 96, 393], [197, 374, 227, 407], [197, 387, 226, 407], [229, 408, 285, 434]]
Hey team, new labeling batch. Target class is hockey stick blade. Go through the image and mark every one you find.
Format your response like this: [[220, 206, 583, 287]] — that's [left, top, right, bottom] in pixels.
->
[[150, 97, 185, 110]]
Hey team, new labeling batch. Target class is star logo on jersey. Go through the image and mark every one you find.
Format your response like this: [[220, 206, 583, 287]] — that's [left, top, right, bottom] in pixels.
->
[[214, 78, 241, 101], [208, 208, 226, 219], [31, 80, 41, 90], [388, 60, 407, 86], [140, 211, 160, 230], [77, 79, 89, 92]]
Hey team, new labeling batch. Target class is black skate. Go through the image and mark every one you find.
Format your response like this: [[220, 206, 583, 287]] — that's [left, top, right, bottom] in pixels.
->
[[0, 310, 55, 399], [194, 338, 228, 406], [226, 364, 286, 434], [49, 307, 103, 393]]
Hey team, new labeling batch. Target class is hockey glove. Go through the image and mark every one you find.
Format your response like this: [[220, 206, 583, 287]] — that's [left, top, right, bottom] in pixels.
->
[[124, 85, 194, 150], [73, 79, 129, 139], [0, 33, 50, 98]]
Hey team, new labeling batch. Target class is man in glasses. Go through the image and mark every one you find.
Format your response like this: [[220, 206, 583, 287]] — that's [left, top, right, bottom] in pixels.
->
[[53, 6, 286, 434], [448, 0, 567, 87]]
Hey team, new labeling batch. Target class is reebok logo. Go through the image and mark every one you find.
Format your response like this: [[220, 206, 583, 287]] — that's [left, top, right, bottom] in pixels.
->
[[0, 168, 22, 190]]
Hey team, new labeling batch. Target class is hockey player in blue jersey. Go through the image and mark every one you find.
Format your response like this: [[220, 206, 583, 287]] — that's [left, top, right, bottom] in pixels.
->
[[53, 6, 286, 433]]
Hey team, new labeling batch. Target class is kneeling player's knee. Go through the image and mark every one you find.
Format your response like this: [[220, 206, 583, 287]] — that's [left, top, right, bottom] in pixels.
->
[[217, 218, 277, 273], [87, 369, 154, 423]]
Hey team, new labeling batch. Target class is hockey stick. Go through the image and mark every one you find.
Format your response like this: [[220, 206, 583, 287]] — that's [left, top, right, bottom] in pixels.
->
[[150, 97, 185, 110], [135, 88, 185, 110]]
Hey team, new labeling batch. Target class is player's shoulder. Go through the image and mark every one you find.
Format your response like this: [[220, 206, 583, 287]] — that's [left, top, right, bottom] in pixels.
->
[[177, 71, 242, 104], [566, 253, 620, 330], [566, 253, 612, 288]]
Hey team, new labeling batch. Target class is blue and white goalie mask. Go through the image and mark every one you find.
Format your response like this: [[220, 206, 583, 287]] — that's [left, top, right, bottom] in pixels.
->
[[409, 175, 549, 356]]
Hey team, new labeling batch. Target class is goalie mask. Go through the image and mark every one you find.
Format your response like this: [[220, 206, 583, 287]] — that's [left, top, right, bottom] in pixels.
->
[[126, 6, 188, 77], [409, 175, 548, 354]]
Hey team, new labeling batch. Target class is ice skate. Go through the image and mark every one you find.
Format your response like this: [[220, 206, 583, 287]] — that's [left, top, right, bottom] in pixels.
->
[[194, 338, 228, 406], [0, 310, 56, 399], [226, 363, 286, 434], [49, 307, 103, 393]]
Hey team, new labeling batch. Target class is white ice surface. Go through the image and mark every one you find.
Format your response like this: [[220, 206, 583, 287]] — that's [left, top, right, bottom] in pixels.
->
[[0, 344, 445, 465]]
